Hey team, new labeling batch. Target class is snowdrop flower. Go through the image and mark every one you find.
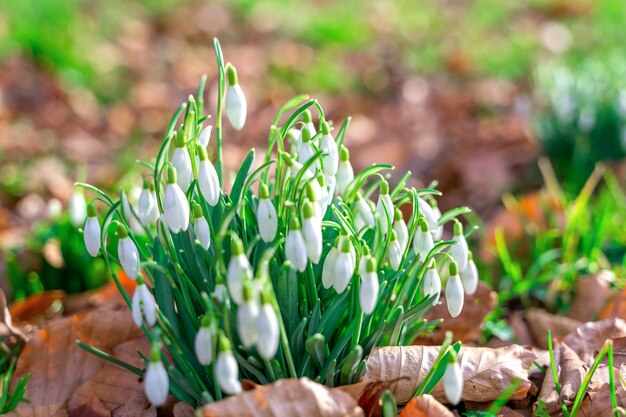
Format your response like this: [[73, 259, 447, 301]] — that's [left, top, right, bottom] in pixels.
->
[[163, 166, 190, 233], [216, 334, 242, 395], [387, 230, 403, 271], [117, 224, 140, 279], [171, 131, 193, 191], [418, 197, 439, 236], [198, 124, 212, 148], [322, 238, 340, 289], [144, 345, 169, 406], [324, 173, 336, 203], [287, 129, 301, 153], [256, 290, 279, 359], [431, 202, 444, 240], [69, 190, 87, 227], [423, 260, 442, 305], [192, 203, 211, 250], [413, 216, 434, 261], [355, 193, 375, 231], [83, 203, 101, 257], [302, 202, 323, 264], [282, 151, 314, 183], [393, 208, 409, 253], [195, 315, 215, 366], [445, 261, 464, 318], [334, 238, 356, 294], [285, 216, 308, 272], [320, 120, 339, 176], [317, 174, 332, 214], [215, 279, 231, 308], [305, 182, 323, 226], [449, 220, 469, 272], [376, 180, 394, 235], [132, 276, 156, 327], [297, 124, 319, 173], [225, 65, 247, 131], [227, 236, 252, 304], [138, 180, 158, 225], [237, 282, 259, 348], [359, 257, 379, 315], [197, 146, 221, 207], [336, 146, 354, 195], [443, 351, 463, 405], [460, 252, 478, 295], [257, 183, 277, 242], [303, 109, 316, 137]]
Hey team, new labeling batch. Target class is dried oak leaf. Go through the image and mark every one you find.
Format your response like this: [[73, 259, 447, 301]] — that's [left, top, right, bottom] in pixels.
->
[[358, 344, 536, 405], [200, 378, 364, 417], [414, 282, 497, 345], [511, 308, 582, 349], [567, 273, 611, 322], [9, 290, 65, 323], [398, 395, 453, 417], [562, 318, 626, 363], [536, 344, 586, 415], [9, 308, 146, 416]]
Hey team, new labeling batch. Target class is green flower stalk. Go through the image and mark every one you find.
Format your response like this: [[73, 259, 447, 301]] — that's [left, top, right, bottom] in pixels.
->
[[76, 38, 476, 406]]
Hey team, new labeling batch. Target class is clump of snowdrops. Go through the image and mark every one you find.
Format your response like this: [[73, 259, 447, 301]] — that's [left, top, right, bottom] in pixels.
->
[[77, 39, 477, 407]]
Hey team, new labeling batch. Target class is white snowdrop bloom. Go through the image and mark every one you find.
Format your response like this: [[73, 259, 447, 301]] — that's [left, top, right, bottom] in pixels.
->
[[423, 260, 442, 305], [449, 220, 469, 272], [359, 257, 379, 315], [144, 348, 169, 406], [132, 277, 157, 327], [413, 216, 434, 261], [418, 197, 439, 235], [460, 252, 479, 295], [256, 293, 279, 359], [138, 180, 157, 225], [163, 166, 190, 233], [387, 231, 403, 271], [355, 193, 375, 230], [322, 240, 340, 289], [393, 208, 409, 253], [237, 283, 259, 348], [445, 262, 464, 318], [198, 124, 213, 148], [302, 202, 323, 264], [319, 120, 339, 176], [215, 282, 231, 307], [431, 203, 444, 240], [324, 174, 336, 204], [225, 65, 247, 131], [287, 128, 301, 153], [117, 225, 140, 280], [227, 237, 252, 304], [192, 204, 211, 250], [197, 146, 221, 207], [283, 152, 314, 183], [83, 204, 101, 257], [69, 190, 87, 227], [336, 146, 354, 195], [297, 126, 319, 174], [376, 180, 394, 235], [333, 238, 356, 294], [303, 109, 316, 137], [257, 183, 277, 242], [316, 174, 332, 214], [195, 317, 214, 366], [443, 352, 463, 405], [216, 336, 242, 395], [171, 132, 193, 191], [285, 216, 308, 272]]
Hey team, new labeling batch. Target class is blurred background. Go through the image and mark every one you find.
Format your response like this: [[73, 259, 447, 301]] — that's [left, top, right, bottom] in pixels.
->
[[1, 0, 626, 311]]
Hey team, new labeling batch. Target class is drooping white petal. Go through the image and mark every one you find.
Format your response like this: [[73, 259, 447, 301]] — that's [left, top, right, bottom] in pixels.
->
[[393, 218, 409, 253], [138, 187, 156, 225], [227, 255, 252, 304], [418, 197, 439, 233], [195, 217, 211, 250], [132, 284, 156, 327], [355, 196, 375, 230], [84, 217, 101, 257], [257, 199, 278, 242], [145, 361, 169, 406], [360, 272, 379, 315], [198, 125, 213, 148], [423, 267, 442, 305], [198, 159, 221, 207], [256, 304, 279, 359], [376, 194, 394, 235], [237, 300, 259, 348], [195, 326, 214, 365], [322, 247, 339, 289], [285, 230, 308, 272], [298, 141, 319, 173], [225, 84, 247, 130], [460, 258, 479, 295], [387, 239, 402, 271], [163, 183, 190, 232], [413, 228, 434, 261], [69, 191, 87, 227], [302, 218, 323, 264], [443, 361, 463, 405], [333, 252, 355, 294], [336, 161, 354, 195], [216, 351, 241, 394], [171, 147, 193, 191], [118, 237, 140, 279], [445, 274, 464, 318], [320, 133, 339, 176], [449, 234, 469, 272]]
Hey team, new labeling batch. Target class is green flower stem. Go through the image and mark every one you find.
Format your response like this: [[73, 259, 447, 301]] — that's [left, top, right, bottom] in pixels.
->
[[273, 296, 297, 378], [213, 38, 225, 184], [608, 342, 619, 417]]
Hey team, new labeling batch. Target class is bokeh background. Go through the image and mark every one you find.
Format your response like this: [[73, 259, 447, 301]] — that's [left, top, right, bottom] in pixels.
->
[[1, 0, 626, 302]]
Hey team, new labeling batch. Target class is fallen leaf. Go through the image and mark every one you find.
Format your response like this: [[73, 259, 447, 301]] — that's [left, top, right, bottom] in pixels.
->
[[398, 395, 453, 417], [511, 308, 582, 349], [0, 289, 28, 351], [562, 319, 626, 363], [9, 290, 65, 322], [63, 273, 136, 314], [358, 344, 536, 405], [414, 282, 497, 345], [567, 273, 611, 322], [599, 284, 626, 321], [111, 394, 155, 417], [536, 344, 586, 414], [200, 378, 364, 417]]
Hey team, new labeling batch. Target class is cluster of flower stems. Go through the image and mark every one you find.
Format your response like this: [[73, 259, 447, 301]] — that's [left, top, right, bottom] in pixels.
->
[[76, 39, 475, 407]]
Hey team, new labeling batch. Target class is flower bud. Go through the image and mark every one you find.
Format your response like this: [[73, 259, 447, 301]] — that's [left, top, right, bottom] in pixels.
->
[[445, 262, 464, 318], [460, 252, 478, 295], [117, 224, 140, 279], [195, 316, 214, 365], [376, 180, 394, 235], [423, 260, 441, 305], [163, 166, 190, 232], [227, 236, 252, 304], [443, 351, 463, 405], [197, 146, 221, 207], [216, 334, 242, 395], [256, 291, 279, 359], [172, 131, 193, 191], [413, 216, 434, 261], [320, 120, 339, 176], [257, 183, 277, 242], [336, 146, 354, 194], [193, 204, 211, 250], [225, 65, 247, 131], [302, 202, 323, 264], [360, 257, 379, 314], [69, 190, 87, 227], [333, 237, 355, 293], [132, 277, 157, 327], [237, 282, 259, 348], [144, 346, 169, 406], [84, 204, 101, 257], [449, 220, 469, 272], [285, 215, 308, 272]]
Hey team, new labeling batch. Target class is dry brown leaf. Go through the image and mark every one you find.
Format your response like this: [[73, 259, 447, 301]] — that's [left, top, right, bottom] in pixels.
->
[[359, 344, 536, 405], [567, 273, 611, 322], [9, 290, 65, 322], [464, 401, 529, 417], [111, 394, 156, 417], [536, 344, 587, 414], [200, 378, 364, 417], [512, 308, 582, 349], [414, 282, 497, 345], [562, 318, 626, 363], [9, 308, 146, 416], [398, 395, 453, 417], [599, 285, 626, 321], [63, 273, 136, 315], [0, 289, 28, 351]]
